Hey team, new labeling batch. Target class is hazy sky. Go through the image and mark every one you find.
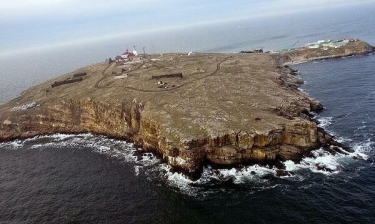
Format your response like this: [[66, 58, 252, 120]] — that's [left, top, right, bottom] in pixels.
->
[[1, 0, 374, 54]]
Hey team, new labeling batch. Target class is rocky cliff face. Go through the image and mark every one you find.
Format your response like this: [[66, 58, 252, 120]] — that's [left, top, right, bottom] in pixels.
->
[[0, 95, 325, 175], [1, 45, 370, 175], [165, 118, 321, 173], [1, 99, 140, 140]]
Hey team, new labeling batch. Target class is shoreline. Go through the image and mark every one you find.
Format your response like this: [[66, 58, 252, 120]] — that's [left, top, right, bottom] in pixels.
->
[[278, 39, 374, 66], [1, 40, 373, 177], [283, 51, 374, 66]]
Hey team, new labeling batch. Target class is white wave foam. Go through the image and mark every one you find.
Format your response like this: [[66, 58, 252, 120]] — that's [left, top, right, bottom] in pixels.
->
[[88, 141, 140, 163], [317, 116, 333, 128], [283, 139, 374, 177], [351, 140, 373, 160], [302, 150, 342, 174], [134, 165, 141, 176], [27, 133, 94, 143], [297, 87, 309, 95], [0, 133, 143, 165], [0, 140, 24, 149], [284, 149, 341, 175], [5, 133, 98, 150], [353, 139, 373, 152], [149, 163, 280, 197], [30, 143, 49, 149], [96, 145, 111, 153], [1, 132, 373, 196], [155, 164, 198, 195], [139, 152, 160, 166], [216, 165, 277, 184]]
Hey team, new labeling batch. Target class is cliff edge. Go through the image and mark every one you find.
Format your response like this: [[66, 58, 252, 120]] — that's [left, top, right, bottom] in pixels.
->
[[1, 40, 373, 175]]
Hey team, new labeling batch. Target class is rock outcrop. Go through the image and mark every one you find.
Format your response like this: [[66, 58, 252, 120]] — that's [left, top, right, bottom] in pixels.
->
[[1, 40, 372, 175], [0, 97, 321, 174], [278, 40, 374, 65]]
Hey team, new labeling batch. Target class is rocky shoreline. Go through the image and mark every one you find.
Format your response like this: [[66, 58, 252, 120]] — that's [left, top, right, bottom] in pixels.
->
[[279, 39, 374, 65], [0, 40, 373, 177]]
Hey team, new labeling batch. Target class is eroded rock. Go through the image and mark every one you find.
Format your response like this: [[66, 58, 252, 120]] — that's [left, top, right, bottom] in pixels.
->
[[1, 43, 372, 174]]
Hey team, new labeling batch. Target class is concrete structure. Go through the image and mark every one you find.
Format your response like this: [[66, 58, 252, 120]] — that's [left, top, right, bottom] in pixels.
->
[[305, 39, 350, 49], [307, 44, 320, 49]]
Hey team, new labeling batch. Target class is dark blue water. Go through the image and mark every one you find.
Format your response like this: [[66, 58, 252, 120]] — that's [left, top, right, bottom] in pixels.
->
[[294, 54, 375, 149], [1, 3, 375, 223]]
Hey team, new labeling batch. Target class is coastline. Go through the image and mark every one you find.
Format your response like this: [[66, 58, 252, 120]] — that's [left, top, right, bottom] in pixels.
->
[[0, 40, 373, 176], [278, 39, 374, 66], [282, 51, 374, 66]]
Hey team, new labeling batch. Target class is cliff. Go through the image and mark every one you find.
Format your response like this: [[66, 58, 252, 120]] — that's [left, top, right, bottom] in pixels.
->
[[1, 40, 373, 175]]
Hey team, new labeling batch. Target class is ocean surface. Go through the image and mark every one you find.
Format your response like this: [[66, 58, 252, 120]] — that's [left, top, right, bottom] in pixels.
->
[[1, 3, 375, 223]]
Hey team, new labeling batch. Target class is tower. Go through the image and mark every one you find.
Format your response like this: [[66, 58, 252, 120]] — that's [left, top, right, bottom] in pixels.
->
[[133, 46, 138, 56]]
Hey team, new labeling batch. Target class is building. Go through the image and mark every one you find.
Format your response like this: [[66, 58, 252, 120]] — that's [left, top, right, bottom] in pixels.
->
[[305, 39, 349, 49], [132, 46, 138, 56], [307, 44, 320, 49], [121, 50, 135, 59]]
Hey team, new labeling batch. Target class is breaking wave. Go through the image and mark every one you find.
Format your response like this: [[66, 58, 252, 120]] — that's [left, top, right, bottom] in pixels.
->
[[316, 116, 333, 128], [0, 132, 373, 197]]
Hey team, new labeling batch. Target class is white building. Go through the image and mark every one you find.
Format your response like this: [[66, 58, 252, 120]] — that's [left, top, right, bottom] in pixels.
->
[[133, 46, 138, 56]]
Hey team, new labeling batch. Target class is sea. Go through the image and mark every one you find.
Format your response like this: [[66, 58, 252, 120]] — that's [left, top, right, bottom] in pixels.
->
[[0, 3, 375, 224]]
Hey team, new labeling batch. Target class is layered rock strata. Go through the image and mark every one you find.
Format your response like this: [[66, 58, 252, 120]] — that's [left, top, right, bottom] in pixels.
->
[[1, 41, 373, 175]]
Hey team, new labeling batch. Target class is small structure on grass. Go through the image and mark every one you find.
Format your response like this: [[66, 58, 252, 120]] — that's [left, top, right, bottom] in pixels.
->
[[152, 73, 183, 79]]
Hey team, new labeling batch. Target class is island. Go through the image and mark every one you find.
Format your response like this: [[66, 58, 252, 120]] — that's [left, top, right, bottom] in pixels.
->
[[1, 39, 373, 176]]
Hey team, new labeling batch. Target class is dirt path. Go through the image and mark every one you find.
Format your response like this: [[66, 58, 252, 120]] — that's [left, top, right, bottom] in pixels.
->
[[94, 63, 113, 88], [95, 61, 145, 89], [93, 56, 232, 93]]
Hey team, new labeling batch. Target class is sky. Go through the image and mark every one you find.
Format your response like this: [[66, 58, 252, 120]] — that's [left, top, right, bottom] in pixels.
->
[[1, 0, 374, 55]]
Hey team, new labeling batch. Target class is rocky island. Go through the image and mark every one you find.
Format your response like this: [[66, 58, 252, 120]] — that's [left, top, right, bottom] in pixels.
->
[[0, 39, 373, 176]]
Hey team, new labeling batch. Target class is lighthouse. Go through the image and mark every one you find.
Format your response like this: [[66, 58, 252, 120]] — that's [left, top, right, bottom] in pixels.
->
[[133, 46, 138, 56]]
